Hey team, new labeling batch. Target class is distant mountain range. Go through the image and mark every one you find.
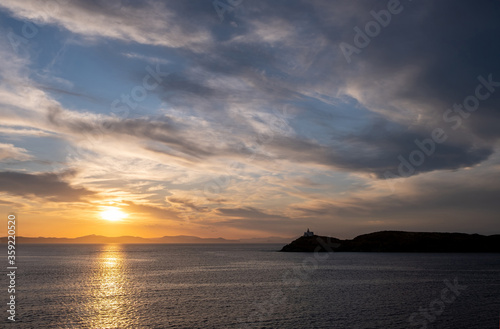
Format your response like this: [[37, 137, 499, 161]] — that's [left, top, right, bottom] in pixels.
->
[[281, 231, 500, 252], [5, 231, 499, 249], [0, 234, 292, 244]]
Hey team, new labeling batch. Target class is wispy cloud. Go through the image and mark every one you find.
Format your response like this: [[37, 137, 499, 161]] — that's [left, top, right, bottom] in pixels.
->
[[121, 52, 171, 65], [0, 143, 32, 161], [0, 0, 213, 48]]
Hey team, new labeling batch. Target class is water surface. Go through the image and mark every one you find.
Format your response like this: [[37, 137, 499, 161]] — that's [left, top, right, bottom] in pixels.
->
[[5, 244, 500, 328]]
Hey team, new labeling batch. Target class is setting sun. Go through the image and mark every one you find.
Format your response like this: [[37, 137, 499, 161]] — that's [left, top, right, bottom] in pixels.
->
[[100, 207, 128, 222]]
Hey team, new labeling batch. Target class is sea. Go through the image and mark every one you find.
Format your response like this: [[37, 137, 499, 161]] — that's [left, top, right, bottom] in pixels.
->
[[3, 244, 500, 328]]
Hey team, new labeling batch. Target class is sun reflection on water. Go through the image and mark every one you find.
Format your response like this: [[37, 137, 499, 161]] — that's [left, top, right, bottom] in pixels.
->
[[83, 244, 135, 328]]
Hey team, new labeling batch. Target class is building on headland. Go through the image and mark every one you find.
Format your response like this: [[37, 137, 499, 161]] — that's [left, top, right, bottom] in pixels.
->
[[303, 228, 314, 237]]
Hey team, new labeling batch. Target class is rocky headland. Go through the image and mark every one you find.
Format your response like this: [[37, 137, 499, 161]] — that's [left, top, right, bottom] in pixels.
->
[[280, 231, 500, 252]]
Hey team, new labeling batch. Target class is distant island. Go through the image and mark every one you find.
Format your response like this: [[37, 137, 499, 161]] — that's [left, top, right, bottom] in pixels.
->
[[280, 230, 500, 252], [0, 235, 291, 244]]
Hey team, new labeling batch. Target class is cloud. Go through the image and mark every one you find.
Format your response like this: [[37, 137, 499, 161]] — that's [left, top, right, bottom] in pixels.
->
[[0, 127, 55, 137], [123, 201, 180, 221], [121, 52, 171, 65], [0, 199, 19, 206], [45, 106, 227, 161], [168, 197, 209, 212], [0, 170, 95, 202], [0, 143, 32, 161], [217, 206, 289, 220], [0, 0, 213, 48]]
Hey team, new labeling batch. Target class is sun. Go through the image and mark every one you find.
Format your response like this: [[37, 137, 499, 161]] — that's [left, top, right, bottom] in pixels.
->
[[100, 207, 128, 222]]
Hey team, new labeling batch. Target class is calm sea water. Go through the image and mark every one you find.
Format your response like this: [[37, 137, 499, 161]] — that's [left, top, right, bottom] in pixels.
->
[[4, 244, 500, 328]]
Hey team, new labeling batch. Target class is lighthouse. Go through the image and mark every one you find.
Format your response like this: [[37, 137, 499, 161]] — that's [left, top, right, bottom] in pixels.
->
[[303, 228, 314, 237]]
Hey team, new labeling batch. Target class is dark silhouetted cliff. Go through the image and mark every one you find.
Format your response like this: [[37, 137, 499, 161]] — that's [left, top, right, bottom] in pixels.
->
[[280, 231, 500, 252]]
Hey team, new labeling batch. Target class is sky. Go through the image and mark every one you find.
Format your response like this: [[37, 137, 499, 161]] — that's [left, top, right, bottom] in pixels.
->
[[0, 0, 499, 239]]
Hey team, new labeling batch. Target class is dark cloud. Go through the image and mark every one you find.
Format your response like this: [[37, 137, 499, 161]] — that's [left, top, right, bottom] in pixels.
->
[[0, 170, 95, 202], [328, 121, 493, 177], [313, 0, 500, 174]]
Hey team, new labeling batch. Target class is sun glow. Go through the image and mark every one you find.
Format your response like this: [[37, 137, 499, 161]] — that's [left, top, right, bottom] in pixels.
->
[[100, 207, 128, 222]]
